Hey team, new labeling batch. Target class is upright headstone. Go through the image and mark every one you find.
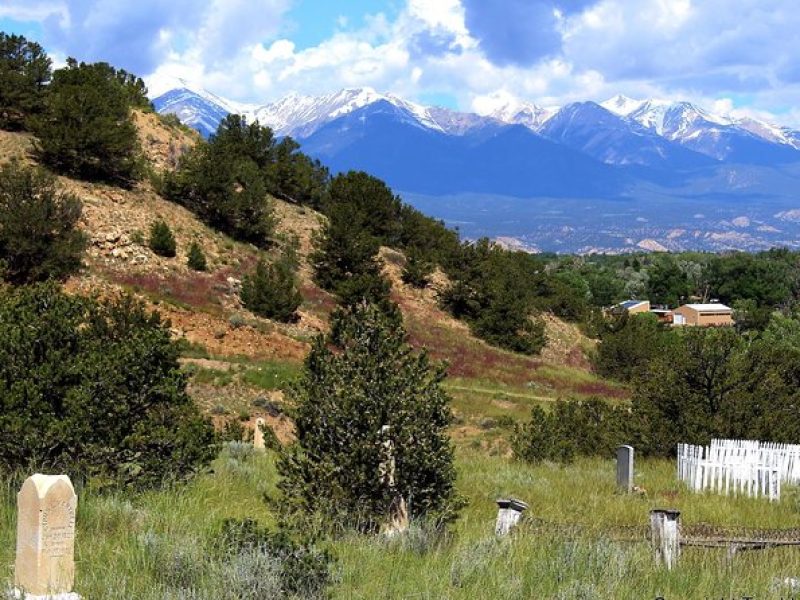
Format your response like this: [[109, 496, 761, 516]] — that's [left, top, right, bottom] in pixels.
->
[[253, 417, 266, 450], [650, 509, 681, 570], [495, 498, 528, 536], [617, 445, 634, 493], [14, 474, 80, 598], [379, 426, 409, 536]]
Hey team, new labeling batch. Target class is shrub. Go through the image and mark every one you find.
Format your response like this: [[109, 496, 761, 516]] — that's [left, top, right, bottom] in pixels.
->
[[0, 284, 217, 488], [31, 59, 141, 184], [512, 399, 632, 464], [278, 303, 462, 530], [240, 258, 302, 323], [0, 161, 86, 284], [221, 419, 247, 443], [149, 220, 177, 258], [187, 241, 207, 271], [592, 313, 673, 382], [211, 518, 334, 599], [401, 249, 433, 289], [228, 313, 247, 329], [256, 420, 281, 451], [130, 229, 145, 245], [0, 32, 51, 131]]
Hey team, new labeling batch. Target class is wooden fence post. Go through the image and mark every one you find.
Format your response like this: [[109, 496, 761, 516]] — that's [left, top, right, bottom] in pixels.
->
[[650, 509, 681, 570], [495, 498, 528, 536]]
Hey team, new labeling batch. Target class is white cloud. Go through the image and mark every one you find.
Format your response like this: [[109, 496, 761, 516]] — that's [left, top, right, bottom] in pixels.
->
[[0, 1, 68, 24], [10, 0, 798, 127]]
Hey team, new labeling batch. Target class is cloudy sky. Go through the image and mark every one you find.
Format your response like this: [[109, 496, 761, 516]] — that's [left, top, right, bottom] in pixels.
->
[[1, 0, 798, 125]]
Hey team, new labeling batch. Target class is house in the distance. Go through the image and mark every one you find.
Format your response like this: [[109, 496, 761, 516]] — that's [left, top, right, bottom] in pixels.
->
[[673, 303, 733, 327], [612, 300, 651, 315]]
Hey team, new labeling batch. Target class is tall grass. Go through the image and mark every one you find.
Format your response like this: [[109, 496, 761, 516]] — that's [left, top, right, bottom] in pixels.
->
[[2, 447, 800, 598]]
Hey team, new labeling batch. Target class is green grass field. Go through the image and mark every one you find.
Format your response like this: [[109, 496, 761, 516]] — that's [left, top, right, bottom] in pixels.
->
[[3, 445, 800, 599]]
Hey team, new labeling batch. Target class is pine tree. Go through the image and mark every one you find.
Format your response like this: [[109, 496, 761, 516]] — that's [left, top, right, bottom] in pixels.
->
[[163, 116, 277, 246], [187, 241, 208, 271], [278, 303, 461, 530], [31, 59, 140, 184], [0, 283, 217, 488], [0, 161, 86, 284], [0, 33, 51, 131], [325, 171, 402, 246], [241, 257, 302, 323], [149, 220, 177, 258], [401, 249, 433, 288], [312, 201, 394, 312]]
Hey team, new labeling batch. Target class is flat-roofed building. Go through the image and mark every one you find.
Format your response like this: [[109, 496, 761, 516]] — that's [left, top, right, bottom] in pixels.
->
[[673, 303, 733, 327], [614, 300, 651, 315]]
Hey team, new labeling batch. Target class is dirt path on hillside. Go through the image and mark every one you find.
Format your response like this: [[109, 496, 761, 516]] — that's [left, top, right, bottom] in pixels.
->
[[443, 383, 558, 403]]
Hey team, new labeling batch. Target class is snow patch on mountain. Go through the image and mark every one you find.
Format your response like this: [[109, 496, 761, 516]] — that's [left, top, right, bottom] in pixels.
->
[[600, 94, 646, 116], [248, 87, 445, 138], [477, 98, 558, 132]]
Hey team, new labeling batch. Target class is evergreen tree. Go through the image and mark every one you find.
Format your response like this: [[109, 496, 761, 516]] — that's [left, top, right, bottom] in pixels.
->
[[0, 161, 86, 284], [312, 201, 393, 310], [241, 257, 302, 323], [0, 32, 51, 130], [187, 241, 208, 271], [0, 284, 217, 488], [164, 115, 277, 246], [592, 313, 674, 382], [149, 220, 177, 258], [265, 137, 330, 208], [401, 249, 433, 288], [31, 59, 141, 184], [278, 303, 461, 529], [325, 171, 403, 246], [632, 327, 745, 456]]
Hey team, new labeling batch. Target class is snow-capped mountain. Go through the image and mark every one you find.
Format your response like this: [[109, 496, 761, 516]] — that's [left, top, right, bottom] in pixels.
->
[[249, 88, 448, 138], [600, 94, 648, 117], [151, 79, 255, 138], [539, 101, 714, 168], [152, 83, 800, 200], [152, 82, 800, 160], [482, 99, 557, 132], [599, 95, 800, 160]]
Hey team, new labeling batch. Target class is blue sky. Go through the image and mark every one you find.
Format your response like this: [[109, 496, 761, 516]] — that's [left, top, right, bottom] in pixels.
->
[[1, 0, 798, 126], [287, 0, 402, 50]]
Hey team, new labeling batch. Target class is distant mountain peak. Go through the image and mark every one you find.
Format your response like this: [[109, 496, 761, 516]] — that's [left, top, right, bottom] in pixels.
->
[[601, 94, 645, 116], [481, 98, 557, 132]]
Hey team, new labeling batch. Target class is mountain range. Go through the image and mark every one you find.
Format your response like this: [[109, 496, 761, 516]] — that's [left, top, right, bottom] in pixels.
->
[[153, 81, 800, 253]]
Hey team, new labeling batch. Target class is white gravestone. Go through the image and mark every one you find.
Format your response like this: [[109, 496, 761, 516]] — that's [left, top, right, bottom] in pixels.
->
[[253, 418, 266, 450], [13, 474, 81, 599]]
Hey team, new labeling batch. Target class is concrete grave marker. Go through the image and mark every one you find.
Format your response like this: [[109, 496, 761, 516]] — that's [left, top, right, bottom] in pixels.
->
[[617, 445, 635, 493], [495, 498, 528, 536], [14, 474, 80, 599], [253, 418, 266, 450]]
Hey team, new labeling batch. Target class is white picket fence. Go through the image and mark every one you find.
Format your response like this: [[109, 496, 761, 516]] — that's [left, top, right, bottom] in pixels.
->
[[676, 439, 800, 502]]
